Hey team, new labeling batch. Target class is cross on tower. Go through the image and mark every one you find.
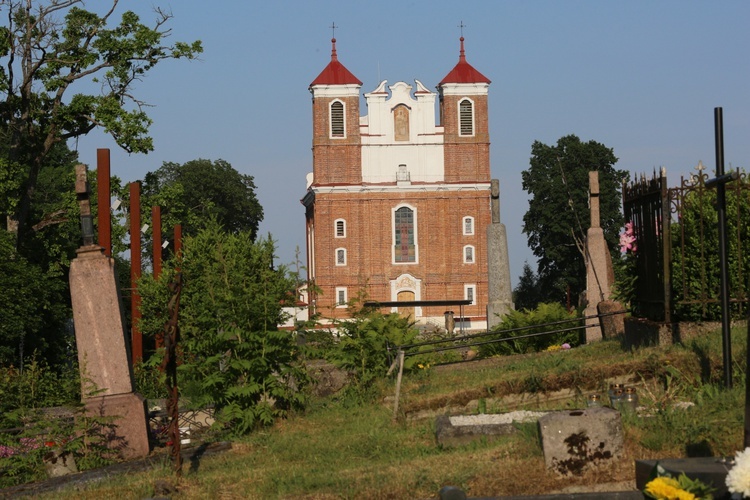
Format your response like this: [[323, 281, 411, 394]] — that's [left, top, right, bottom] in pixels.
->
[[330, 22, 338, 39], [458, 21, 466, 37]]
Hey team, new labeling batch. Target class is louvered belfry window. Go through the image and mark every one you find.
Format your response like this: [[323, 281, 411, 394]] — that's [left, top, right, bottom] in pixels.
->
[[330, 101, 344, 137], [459, 99, 473, 136]]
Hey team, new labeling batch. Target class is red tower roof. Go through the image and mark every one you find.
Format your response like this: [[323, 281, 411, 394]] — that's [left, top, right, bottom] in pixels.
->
[[310, 38, 362, 87], [439, 37, 491, 85]]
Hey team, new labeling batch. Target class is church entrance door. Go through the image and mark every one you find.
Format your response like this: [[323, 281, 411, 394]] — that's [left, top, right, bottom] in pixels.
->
[[397, 290, 415, 320]]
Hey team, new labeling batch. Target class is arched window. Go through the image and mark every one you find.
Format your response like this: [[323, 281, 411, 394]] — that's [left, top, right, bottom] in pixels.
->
[[336, 248, 347, 266], [463, 216, 474, 236], [393, 206, 416, 263], [459, 99, 474, 136], [330, 101, 345, 138], [335, 219, 346, 238], [463, 245, 475, 264]]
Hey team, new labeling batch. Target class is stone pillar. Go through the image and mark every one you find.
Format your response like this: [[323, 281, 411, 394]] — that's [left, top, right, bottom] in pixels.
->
[[70, 246, 150, 459], [70, 167, 150, 459], [583, 172, 615, 342], [486, 179, 514, 328]]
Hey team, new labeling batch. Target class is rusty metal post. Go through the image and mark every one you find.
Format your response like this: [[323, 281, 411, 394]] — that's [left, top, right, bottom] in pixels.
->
[[129, 182, 143, 364], [96, 149, 111, 256]]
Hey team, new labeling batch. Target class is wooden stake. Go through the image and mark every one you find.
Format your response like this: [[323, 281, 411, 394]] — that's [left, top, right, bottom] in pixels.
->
[[392, 350, 405, 420]]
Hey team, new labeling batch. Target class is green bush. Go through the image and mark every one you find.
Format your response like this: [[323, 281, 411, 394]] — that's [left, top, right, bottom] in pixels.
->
[[326, 307, 419, 394], [138, 221, 308, 435], [479, 303, 582, 357], [0, 357, 80, 428]]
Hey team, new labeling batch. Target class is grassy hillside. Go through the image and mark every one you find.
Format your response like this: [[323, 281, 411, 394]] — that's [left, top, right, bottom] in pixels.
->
[[42, 325, 748, 499]]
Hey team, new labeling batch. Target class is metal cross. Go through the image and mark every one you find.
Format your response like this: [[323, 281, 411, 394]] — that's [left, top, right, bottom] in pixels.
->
[[458, 21, 466, 37], [330, 22, 338, 39]]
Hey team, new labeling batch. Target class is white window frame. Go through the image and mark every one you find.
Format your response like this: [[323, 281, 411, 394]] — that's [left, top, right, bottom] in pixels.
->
[[464, 284, 476, 305], [463, 216, 474, 236], [335, 287, 348, 307], [335, 248, 347, 266], [391, 203, 419, 265], [458, 98, 475, 137], [463, 245, 475, 264], [334, 218, 346, 238], [330, 100, 345, 138]]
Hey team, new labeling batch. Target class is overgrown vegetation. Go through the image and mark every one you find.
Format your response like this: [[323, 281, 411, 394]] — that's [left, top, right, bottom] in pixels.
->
[[5, 325, 740, 498], [670, 172, 750, 321], [138, 221, 307, 435], [0, 360, 127, 488], [479, 302, 582, 358]]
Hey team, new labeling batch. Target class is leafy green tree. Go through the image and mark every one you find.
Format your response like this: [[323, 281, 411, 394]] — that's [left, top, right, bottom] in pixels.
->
[[141, 159, 263, 240], [0, 0, 202, 249], [0, 230, 71, 366], [138, 221, 305, 434], [513, 262, 543, 311], [521, 135, 628, 304]]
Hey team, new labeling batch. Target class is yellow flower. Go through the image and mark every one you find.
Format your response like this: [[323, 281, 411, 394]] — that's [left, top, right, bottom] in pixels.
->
[[645, 476, 695, 500]]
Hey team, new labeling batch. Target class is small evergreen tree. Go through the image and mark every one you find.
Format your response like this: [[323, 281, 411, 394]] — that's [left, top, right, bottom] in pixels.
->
[[513, 262, 543, 311]]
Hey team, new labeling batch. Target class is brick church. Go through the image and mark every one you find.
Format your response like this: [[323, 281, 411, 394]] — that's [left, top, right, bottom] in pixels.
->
[[302, 36, 496, 330]]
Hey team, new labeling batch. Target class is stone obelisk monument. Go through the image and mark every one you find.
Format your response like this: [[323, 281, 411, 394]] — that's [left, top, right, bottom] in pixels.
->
[[583, 171, 616, 342], [486, 179, 514, 329], [69, 164, 150, 459]]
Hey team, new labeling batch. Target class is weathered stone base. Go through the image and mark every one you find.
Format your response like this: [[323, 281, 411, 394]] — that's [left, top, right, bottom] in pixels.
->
[[597, 300, 625, 339], [538, 407, 623, 476], [84, 392, 150, 459]]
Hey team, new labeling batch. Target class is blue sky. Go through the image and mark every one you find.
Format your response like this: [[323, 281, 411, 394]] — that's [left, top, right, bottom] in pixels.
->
[[75, 1, 750, 287]]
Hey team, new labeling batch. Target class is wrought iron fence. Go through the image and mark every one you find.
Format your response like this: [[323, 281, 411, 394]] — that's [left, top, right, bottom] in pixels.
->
[[623, 165, 749, 322]]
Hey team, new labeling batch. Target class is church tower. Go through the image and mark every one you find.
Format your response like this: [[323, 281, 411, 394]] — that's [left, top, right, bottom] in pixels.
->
[[303, 36, 494, 330]]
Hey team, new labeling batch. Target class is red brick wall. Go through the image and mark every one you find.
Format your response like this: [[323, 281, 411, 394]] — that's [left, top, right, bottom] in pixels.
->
[[441, 94, 491, 183], [312, 95, 362, 185], [310, 190, 491, 320]]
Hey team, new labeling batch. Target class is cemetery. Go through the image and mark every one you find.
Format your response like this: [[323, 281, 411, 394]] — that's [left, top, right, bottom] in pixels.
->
[[0, 3, 748, 499], [1, 131, 748, 497]]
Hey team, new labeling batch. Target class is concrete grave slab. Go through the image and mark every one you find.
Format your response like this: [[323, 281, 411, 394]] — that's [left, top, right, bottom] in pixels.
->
[[435, 411, 547, 447], [538, 407, 623, 475]]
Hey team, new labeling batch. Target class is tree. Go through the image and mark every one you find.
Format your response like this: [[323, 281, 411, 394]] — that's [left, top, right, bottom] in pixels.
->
[[0, 0, 202, 248], [521, 135, 628, 304], [513, 261, 543, 311], [141, 159, 263, 239]]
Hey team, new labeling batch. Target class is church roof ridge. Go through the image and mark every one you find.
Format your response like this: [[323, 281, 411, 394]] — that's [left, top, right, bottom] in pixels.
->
[[310, 38, 363, 87], [438, 36, 491, 85]]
